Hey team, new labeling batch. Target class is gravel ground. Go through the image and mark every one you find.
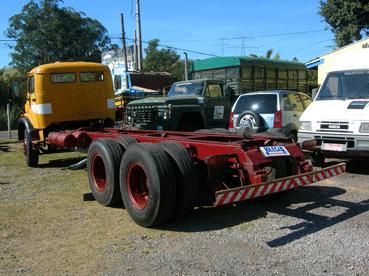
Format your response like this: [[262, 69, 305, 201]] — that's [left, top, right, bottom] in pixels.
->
[[1, 142, 369, 275], [109, 161, 369, 275]]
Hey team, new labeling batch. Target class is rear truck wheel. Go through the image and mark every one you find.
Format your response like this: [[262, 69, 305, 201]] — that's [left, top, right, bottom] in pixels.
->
[[157, 141, 198, 219], [273, 158, 287, 179], [288, 131, 298, 143], [87, 139, 124, 206], [23, 129, 39, 167], [119, 143, 176, 227], [116, 135, 137, 150], [311, 151, 325, 167], [178, 117, 203, 132]]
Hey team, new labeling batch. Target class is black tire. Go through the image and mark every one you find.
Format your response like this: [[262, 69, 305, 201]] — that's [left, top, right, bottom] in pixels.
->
[[274, 158, 287, 179], [23, 129, 39, 167], [288, 131, 298, 143], [311, 152, 325, 167], [236, 110, 261, 128], [285, 157, 299, 176], [87, 138, 124, 206], [157, 141, 198, 219], [116, 135, 137, 150], [178, 117, 203, 131], [120, 143, 176, 227]]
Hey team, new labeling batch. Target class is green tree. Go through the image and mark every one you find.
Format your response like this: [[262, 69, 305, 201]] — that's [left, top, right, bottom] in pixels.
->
[[6, 0, 111, 73], [0, 67, 23, 107], [143, 39, 180, 76], [320, 0, 369, 47], [249, 49, 281, 60]]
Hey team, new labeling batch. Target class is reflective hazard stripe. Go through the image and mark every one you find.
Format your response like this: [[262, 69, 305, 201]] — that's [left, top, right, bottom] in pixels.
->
[[214, 163, 346, 206]]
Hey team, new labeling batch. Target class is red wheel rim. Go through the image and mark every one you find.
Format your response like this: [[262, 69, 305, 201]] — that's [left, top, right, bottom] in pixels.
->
[[91, 155, 107, 192], [127, 163, 149, 209]]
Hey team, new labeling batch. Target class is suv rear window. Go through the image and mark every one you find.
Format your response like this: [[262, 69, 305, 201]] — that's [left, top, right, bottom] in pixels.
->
[[234, 94, 277, 114]]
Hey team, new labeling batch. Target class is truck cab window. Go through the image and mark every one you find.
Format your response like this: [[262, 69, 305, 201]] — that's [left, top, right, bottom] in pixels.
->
[[80, 72, 104, 82], [28, 76, 35, 94], [205, 84, 222, 98], [51, 73, 76, 83]]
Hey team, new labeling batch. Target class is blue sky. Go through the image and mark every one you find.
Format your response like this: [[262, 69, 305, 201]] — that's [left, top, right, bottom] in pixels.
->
[[0, 0, 335, 68]]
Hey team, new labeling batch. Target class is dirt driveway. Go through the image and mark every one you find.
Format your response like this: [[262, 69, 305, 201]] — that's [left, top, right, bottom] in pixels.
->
[[1, 140, 369, 275]]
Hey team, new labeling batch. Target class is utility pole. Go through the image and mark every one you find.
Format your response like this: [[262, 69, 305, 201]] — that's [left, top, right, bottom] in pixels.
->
[[7, 102, 11, 139], [134, 31, 139, 71], [120, 13, 128, 73], [136, 0, 143, 72], [184, 52, 189, 81]]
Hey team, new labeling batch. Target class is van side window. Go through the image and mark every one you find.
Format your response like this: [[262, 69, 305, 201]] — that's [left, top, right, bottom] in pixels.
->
[[80, 72, 104, 82], [283, 94, 304, 112], [28, 76, 35, 93], [51, 73, 76, 83], [300, 94, 312, 108]]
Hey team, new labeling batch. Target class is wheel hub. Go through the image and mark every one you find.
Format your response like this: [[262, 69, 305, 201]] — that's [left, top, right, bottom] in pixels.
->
[[127, 163, 149, 209]]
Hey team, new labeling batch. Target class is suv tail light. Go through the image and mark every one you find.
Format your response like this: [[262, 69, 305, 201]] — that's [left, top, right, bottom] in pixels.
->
[[273, 111, 282, 128], [228, 112, 234, 129]]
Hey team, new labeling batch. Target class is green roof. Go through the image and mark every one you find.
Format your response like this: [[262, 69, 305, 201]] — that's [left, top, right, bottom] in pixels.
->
[[192, 56, 306, 71]]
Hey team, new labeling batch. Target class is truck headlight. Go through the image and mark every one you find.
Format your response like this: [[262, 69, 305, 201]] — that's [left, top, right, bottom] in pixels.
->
[[300, 121, 312, 131], [359, 122, 369, 133]]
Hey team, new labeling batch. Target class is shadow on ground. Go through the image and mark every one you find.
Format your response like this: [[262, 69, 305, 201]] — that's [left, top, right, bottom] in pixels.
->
[[161, 184, 369, 247], [0, 144, 11, 152], [38, 157, 86, 169]]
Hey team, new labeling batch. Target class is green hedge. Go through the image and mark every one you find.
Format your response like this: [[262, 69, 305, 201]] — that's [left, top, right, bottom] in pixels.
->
[[0, 105, 22, 130]]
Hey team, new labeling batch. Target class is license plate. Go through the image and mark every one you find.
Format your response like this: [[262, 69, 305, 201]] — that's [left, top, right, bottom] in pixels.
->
[[260, 146, 290, 157], [321, 143, 347, 152]]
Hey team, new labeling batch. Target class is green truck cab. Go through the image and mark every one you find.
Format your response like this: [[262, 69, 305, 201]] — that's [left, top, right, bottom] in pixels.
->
[[124, 79, 233, 131]]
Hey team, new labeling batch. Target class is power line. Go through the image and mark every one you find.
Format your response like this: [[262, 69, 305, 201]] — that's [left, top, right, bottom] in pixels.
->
[[111, 36, 218, 57], [159, 29, 328, 43]]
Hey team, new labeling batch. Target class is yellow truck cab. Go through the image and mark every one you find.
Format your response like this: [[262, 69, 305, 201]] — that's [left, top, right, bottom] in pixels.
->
[[18, 61, 115, 166]]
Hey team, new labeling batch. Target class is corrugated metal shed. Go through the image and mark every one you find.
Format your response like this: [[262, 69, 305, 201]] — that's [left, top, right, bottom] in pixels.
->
[[192, 56, 306, 71]]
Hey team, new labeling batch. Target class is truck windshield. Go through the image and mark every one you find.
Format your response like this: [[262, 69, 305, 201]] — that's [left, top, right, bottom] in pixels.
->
[[317, 70, 369, 100], [168, 82, 204, 96]]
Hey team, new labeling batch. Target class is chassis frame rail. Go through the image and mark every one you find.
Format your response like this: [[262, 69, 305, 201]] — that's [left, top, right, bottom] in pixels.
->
[[214, 162, 346, 206]]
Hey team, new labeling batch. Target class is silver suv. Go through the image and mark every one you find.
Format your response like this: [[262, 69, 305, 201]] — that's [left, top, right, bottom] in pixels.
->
[[228, 90, 312, 141]]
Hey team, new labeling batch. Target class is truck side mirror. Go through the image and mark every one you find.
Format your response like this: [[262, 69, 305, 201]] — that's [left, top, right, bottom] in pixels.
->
[[311, 88, 318, 99]]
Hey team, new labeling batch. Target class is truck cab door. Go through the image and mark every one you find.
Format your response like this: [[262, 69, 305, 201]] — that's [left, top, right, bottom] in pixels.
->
[[203, 82, 231, 128], [25, 75, 39, 128]]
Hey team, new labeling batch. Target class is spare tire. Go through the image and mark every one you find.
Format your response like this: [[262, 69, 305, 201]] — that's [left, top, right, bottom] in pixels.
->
[[236, 111, 262, 129]]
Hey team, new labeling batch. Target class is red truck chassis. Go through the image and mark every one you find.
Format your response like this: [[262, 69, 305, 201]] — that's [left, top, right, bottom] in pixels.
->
[[39, 128, 345, 227]]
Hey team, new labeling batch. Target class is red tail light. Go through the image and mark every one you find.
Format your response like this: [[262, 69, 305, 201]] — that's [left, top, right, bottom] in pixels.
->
[[273, 111, 282, 128], [228, 112, 234, 129]]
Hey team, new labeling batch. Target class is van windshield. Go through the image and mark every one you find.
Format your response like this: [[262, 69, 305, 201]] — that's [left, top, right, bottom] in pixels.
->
[[317, 70, 369, 100], [168, 82, 204, 96]]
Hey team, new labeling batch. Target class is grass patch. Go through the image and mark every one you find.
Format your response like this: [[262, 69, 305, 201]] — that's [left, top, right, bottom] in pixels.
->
[[0, 141, 188, 274]]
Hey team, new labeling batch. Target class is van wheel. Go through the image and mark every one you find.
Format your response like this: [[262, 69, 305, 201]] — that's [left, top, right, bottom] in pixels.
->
[[87, 139, 124, 206], [23, 129, 39, 167], [120, 143, 176, 227]]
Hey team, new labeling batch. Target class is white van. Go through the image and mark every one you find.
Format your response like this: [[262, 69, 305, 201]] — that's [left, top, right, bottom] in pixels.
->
[[298, 67, 369, 164]]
